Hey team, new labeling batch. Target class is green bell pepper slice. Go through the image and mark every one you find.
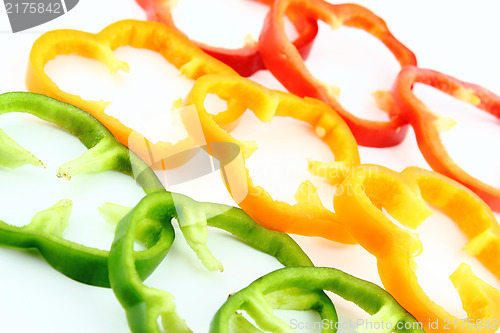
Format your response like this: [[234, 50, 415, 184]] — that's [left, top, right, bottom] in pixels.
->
[[0, 91, 166, 287], [211, 267, 426, 333], [0, 92, 337, 333], [109, 191, 338, 333]]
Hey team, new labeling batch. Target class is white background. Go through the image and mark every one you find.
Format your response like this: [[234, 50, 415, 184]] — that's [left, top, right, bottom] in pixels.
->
[[0, 0, 500, 332]]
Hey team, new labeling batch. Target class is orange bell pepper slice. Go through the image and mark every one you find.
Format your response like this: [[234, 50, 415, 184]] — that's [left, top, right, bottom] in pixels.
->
[[180, 74, 360, 244], [26, 19, 238, 169], [333, 164, 500, 333]]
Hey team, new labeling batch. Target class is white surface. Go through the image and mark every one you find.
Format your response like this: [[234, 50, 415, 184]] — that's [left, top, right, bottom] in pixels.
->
[[0, 0, 500, 332]]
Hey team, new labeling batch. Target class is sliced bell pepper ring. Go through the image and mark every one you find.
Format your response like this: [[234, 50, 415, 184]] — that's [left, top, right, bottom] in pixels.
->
[[259, 0, 417, 147], [180, 74, 360, 244], [211, 266, 425, 333], [333, 164, 500, 333], [26, 19, 238, 170], [392, 66, 500, 212], [0, 94, 337, 333], [0, 91, 166, 287], [136, 0, 319, 77], [109, 191, 338, 333]]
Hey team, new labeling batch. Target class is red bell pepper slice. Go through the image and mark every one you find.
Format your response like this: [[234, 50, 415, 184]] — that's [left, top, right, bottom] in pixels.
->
[[259, 0, 417, 147], [136, 0, 319, 77], [393, 65, 500, 212]]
